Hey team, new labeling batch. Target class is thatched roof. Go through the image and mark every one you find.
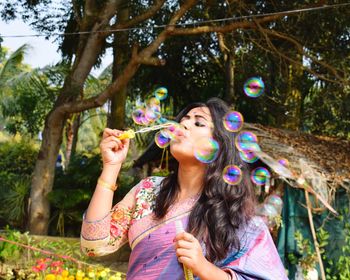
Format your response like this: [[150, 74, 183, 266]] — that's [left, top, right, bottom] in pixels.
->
[[246, 124, 350, 185], [134, 124, 350, 193]]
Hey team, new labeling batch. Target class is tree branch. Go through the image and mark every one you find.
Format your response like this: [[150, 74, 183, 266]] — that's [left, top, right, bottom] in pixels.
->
[[217, 32, 230, 54], [60, 0, 199, 114], [109, 0, 166, 31], [258, 27, 346, 83], [253, 20, 345, 85], [169, 14, 282, 35]]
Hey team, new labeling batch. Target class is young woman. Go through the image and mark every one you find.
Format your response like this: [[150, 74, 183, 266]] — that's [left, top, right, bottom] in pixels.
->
[[81, 98, 287, 280]]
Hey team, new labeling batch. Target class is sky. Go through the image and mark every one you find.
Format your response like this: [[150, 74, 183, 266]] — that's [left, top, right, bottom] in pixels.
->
[[0, 19, 112, 75]]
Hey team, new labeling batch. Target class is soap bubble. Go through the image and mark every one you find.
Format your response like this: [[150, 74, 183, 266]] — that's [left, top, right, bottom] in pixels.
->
[[265, 194, 283, 213], [194, 138, 219, 164], [239, 150, 259, 163], [222, 165, 242, 185], [223, 111, 244, 132], [251, 167, 271, 185], [154, 87, 168, 101], [155, 131, 171, 148], [278, 158, 290, 168], [235, 131, 260, 152], [132, 108, 148, 125], [243, 77, 265, 98]]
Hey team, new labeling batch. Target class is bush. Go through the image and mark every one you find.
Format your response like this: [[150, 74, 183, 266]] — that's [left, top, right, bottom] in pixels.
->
[[0, 136, 38, 175], [0, 137, 38, 229]]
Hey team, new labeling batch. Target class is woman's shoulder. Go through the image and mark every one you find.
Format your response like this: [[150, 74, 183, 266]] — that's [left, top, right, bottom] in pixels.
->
[[131, 176, 165, 221], [134, 176, 165, 197], [239, 216, 270, 243]]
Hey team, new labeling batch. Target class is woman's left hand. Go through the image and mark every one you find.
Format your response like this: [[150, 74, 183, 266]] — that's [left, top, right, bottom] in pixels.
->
[[174, 231, 209, 277]]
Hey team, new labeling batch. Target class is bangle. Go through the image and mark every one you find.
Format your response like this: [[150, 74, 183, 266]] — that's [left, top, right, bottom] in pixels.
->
[[97, 177, 117, 192]]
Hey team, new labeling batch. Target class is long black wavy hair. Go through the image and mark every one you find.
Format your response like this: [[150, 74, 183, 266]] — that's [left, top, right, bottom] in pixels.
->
[[153, 97, 256, 263]]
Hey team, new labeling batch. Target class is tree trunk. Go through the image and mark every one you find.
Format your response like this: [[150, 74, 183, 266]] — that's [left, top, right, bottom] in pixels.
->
[[218, 33, 236, 106], [108, 6, 129, 129], [224, 52, 236, 105], [70, 114, 80, 161], [28, 110, 66, 234], [64, 114, 80, 169]]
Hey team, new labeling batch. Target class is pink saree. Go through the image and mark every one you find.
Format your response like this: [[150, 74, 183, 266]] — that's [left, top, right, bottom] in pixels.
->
[[81, 177, 287, 280]]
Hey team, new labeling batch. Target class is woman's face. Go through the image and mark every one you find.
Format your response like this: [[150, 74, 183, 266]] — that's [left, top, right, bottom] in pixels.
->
[[170, 106, 214, 163]]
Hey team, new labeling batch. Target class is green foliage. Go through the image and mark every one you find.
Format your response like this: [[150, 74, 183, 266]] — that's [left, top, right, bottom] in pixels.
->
[[291, 231, 318, 274], [0, 226, 24, 262], [336, 223, 350, 279], [75, 108, 107, 153], [0, 178, 30, 226], [0, 226, 88, 265], [323, 207, 350, 279], [0, 137, 38, 228], [0, 137, 37, 177], [49, 152, 101, 236], [49, 148, 139, 236]]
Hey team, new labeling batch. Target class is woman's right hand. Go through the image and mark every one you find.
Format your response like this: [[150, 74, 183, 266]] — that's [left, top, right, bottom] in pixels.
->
[[100, 128, 130, 167]]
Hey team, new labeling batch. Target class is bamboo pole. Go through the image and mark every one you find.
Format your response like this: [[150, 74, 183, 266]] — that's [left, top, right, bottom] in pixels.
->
[[304, 189, 326, 280]]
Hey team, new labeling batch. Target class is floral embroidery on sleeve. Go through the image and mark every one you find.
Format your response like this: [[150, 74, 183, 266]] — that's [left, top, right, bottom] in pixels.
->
[[133, 177, 158, 221], [109, 206, 134, 243]]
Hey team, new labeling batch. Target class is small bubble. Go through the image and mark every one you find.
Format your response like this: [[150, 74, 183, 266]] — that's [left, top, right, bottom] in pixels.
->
[[243, 77, 265, 98], [222, 165, 242, 185]]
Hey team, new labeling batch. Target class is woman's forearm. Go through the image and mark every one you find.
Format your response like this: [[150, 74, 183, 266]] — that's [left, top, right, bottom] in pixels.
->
[[85, 164, 121, 221], [197, 260, 237, 280]]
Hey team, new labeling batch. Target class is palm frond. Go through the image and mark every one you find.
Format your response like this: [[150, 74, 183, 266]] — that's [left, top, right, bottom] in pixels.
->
[[0, 44, 31, 84]]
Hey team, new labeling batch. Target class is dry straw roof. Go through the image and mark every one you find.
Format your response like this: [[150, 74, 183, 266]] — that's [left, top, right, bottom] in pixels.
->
[[247, 123, 350, 189]]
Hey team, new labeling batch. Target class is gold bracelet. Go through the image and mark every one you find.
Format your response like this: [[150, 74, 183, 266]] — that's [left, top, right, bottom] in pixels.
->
[[97, 177, 117, 192]]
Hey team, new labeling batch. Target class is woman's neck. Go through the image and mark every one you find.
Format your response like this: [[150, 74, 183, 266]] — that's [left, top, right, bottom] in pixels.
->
[[177, 162, 205, 201]]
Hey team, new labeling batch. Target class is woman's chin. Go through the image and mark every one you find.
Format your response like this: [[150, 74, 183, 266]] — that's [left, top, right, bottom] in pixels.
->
[[170, 146, 195, 163]]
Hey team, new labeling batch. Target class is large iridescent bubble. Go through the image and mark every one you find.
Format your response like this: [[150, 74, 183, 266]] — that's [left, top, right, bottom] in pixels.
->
[[243, 77, 265, 98], [145, 105, 161, 123], [222, 165, 242, 185], [239, 150, 259, 163], [222, 111, 244, 132], [194, 138, 219, 164], [132, 108, 148, 125], [256, 203, 278, 218], [256, 203, 279, 227], [159, 121, 181, 141], [235, 131, 260, 152], [265, 194, 283, 213], [251, 167, 271, 185], [154, 131, 171, 148]]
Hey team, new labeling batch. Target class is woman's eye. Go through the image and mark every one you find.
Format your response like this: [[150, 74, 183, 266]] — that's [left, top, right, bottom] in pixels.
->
[[195, 121, 205, 127]]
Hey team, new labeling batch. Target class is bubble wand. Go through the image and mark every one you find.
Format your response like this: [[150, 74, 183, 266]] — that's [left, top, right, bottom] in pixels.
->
[[175, 220, 195, 280], [116, 123, 173, 140]]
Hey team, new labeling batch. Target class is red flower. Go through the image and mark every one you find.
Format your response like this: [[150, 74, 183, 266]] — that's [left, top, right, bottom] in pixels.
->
[[87, 251, 95, 257], [143, 180, 153, 189], [50, 266, 63, 275], [110, 223, 121, 238], [50, 260, 64, 267], [32, 263, 47, 272]]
